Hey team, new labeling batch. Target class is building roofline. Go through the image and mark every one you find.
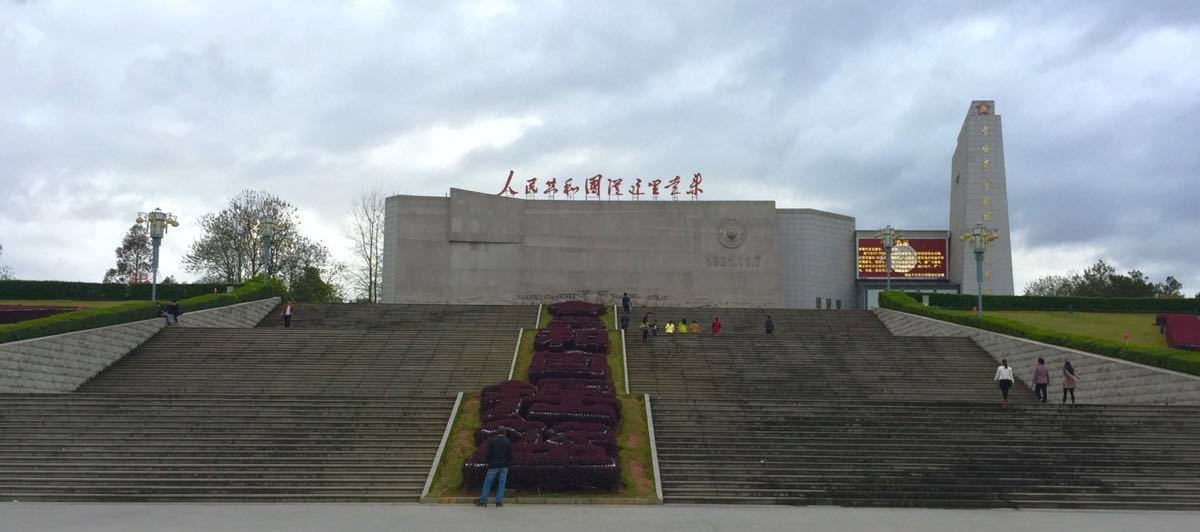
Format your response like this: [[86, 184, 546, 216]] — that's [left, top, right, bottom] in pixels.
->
[[777, 208, 855, 222]]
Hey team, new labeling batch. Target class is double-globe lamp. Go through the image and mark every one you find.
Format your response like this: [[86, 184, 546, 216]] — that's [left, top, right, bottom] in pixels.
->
[[135, 208, 179, 303], [875, 225, 900, 292], [960, 222, 1000, 318]]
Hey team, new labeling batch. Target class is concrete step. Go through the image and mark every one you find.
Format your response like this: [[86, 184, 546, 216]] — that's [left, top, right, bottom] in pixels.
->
[[650, 398, 1200, 509], [0, 394, 453, 502]]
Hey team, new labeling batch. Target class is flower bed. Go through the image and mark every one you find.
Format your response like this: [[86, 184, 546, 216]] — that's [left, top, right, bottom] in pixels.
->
[[0, 305, 78, 325], [464, 300, 622, 491]]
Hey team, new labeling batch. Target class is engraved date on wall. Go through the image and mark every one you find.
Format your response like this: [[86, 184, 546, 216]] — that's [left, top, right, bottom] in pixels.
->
[[707, 255, 762, 269]]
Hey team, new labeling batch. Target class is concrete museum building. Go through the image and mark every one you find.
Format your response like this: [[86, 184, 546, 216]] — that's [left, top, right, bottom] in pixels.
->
[[382, 101, 1014, 309]]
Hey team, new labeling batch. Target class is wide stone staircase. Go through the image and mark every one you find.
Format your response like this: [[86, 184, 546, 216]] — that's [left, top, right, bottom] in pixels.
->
[[633, 308, 1200, 509], [257, 303, 535, 330], [0, 394, 451, 501], [629, 308, 1017, 402], [639, 307, 894, 337], [652, 397, 1200, 508], [80, 328, 517, 396], [0, 303, 535, 502]]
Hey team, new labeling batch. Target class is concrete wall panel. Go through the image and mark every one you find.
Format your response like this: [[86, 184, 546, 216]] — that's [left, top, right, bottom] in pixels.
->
[[778, 209, 856, 310], [876, 308, 1200, 405], [0, 298, 280, 393], [385, 189, 788, 307]]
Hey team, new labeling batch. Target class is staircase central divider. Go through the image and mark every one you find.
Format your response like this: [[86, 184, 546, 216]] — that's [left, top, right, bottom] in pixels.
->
[[507, 328, 523, 380], [622, 329, 629, 395], [644, 393, 663, 503], [421, 392, 464, 500]]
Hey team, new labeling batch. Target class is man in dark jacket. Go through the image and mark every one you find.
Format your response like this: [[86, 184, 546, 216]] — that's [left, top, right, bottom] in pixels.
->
[[166, 299, 182, 326], [476, 434, 513, 507], [621, 292, 631, 314], [765, 315, 774, 334]]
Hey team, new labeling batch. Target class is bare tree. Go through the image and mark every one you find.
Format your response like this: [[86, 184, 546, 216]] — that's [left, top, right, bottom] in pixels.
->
[[102, 224, 153, 284], [346, 188, 386, 302], [184, 190, 335, 289], [0, 243, 14, 280]]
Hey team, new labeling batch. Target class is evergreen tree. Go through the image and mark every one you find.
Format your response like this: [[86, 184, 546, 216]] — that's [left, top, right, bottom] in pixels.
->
[[291, 266, 337, 302], [103, 224, 153, 284]]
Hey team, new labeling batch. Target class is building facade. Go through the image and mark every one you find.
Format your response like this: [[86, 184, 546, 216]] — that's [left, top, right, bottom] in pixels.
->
[[383, 100, 1014, 308], [383, 189, 791, 307]]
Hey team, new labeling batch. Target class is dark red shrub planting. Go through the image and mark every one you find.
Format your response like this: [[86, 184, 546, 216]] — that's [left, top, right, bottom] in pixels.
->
[[535, 325, 607, 352], [538, 378, 616, 397], [548, 421, 613, 435], [552, 316, 606, 330], [571, 329, 608, 353], [528, 352, 609, 383], [463, 440, 619, 491], [0, 306, 76, 324], [526, 397, 619, 427], [548, 431, 619, 457], [467, 300, 622, 492], [475, 418, 547, 445], [481, 380, 537, 396], [482, 397, 525, 423], [547, 301, 607, 318]]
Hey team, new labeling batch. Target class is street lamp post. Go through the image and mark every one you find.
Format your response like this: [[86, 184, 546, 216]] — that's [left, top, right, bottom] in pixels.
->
[[259, 217, 275, 277], [960, 222, 999, 319], [875, 225, 900, 292], [136, 208, 180, 303]]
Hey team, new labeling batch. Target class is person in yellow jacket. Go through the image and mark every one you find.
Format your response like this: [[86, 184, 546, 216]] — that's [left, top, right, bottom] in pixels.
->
[[676, 319, 688, 334], [689, 320, 700, 333], [664, 321, 675, 334]]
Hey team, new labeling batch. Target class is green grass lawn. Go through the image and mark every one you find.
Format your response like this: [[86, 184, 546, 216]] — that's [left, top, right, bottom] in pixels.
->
[[967, 310, 1176, 349], [0, 299, 142, 309]]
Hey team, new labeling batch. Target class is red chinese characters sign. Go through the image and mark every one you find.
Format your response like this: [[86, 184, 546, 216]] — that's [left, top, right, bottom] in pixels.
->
[[497, 170, 703, 200], [856, 237, 948, 280]]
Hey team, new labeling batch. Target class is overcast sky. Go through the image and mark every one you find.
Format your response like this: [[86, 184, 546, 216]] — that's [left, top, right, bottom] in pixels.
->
[[1, 0, 1197, 295]]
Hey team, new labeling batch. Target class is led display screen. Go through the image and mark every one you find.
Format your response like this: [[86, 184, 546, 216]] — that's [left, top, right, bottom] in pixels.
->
[[857, 237, 948, 280]]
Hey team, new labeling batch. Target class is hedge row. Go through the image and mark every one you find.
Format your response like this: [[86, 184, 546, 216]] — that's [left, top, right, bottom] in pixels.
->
[[880, 291, 1200, 376], [926, 293, 1200, 313], [0, 277, 287, 344], [0, 280, 235, 301]]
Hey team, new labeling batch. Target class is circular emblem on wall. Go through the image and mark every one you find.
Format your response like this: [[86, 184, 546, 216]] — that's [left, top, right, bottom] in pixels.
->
[[717, 220, 747, 249], [890, 244, 918, 273]]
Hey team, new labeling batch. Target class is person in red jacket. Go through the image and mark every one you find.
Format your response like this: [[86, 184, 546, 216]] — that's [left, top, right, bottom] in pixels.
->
[[711, 317, 721, 335], [281, 300, 295, 328]]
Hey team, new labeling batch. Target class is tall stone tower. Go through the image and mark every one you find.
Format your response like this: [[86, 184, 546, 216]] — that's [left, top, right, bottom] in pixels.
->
[[949, 100, 1015, 295]]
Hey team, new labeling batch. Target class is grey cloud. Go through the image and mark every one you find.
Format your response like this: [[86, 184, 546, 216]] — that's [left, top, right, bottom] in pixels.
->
[[0, 0, 1197, 291]]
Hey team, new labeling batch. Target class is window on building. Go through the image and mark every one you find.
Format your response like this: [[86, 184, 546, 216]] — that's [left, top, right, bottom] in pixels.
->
[[815, 297, 821, 309], [836, 300, 842, 310], [825, 298, 832, 310]]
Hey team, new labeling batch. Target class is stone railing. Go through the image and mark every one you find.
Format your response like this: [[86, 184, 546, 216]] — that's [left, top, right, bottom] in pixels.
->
[[874, 308, 1200, 405], [0, 297, 279, 393], [177, 297, 279, 328]]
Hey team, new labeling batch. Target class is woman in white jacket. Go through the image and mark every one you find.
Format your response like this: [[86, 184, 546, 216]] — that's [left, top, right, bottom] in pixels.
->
[[994, 359, 1014, 404]]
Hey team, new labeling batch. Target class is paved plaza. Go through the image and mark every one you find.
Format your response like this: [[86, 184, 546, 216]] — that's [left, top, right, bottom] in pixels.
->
[[3, 503, 1199, 532]]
